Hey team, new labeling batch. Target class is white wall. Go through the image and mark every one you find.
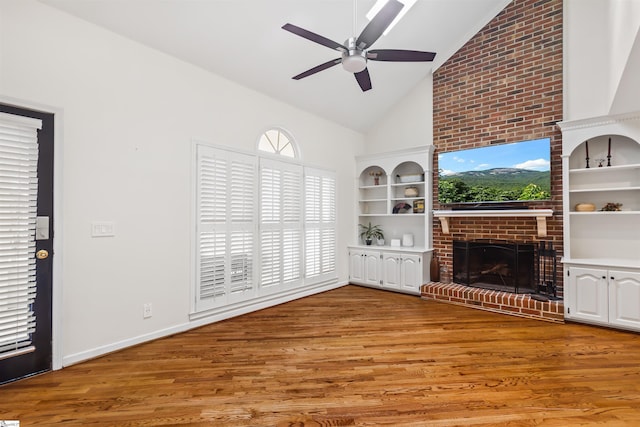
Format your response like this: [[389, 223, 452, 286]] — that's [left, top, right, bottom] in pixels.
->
[[364, 75, 434, 155], [564, 0, 640, 120], [0, 0, 364, 364]]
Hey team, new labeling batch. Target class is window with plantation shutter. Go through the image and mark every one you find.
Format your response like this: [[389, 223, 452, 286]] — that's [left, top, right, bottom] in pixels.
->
[[195, 145, 256, 312], [259, 158, 303, 294], [194, 137, 337, 316], [304, 168, 337, 284], [0, 112, 42, 359]]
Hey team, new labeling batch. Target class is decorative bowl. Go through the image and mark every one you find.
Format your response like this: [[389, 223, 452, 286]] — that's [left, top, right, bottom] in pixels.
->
[[575, 203, 596, 212]]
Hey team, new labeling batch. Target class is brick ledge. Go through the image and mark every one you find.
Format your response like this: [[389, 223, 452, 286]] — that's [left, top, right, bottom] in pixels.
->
[[421, 282, 564, 323]]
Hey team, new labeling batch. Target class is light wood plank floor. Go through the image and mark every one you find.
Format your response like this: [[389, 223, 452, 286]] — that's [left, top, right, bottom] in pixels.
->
[[2, 285, 640, 426]]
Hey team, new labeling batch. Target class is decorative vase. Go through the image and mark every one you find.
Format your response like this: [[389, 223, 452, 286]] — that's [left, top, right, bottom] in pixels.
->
[[430, 252, 440, 282]]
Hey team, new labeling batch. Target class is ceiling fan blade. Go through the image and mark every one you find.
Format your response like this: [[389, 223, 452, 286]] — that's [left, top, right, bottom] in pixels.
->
[[282, 23, 346, 52], [354, 68, 372, 92], [356, 0, 404, 50], [367, 49, 436, 62], [292, 58, 342, 80]]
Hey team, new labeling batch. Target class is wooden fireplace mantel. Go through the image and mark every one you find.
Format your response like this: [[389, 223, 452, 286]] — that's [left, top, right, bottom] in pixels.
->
[[433, 209, 554, 237]]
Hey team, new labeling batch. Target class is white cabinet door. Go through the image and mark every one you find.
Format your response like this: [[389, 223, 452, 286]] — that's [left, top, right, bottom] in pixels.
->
[[349, 250, 365, 284], [400, 254, 422, 292], [568, 267, 609, 325], [349, 249, 381, 286], [362, 250, 381, 287], [382, 252, 401, 290], [609, 270, 640, 329]]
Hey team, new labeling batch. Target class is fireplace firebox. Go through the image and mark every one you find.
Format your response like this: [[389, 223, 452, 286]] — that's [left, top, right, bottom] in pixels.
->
[[453, 240, 535, 294]]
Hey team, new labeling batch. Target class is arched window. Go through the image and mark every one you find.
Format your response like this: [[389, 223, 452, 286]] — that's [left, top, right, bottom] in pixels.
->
[[258, 128, 297, 158]]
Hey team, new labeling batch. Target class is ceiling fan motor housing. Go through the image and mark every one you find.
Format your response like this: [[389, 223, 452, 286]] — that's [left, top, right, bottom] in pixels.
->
[[342, 37, 367, 73]]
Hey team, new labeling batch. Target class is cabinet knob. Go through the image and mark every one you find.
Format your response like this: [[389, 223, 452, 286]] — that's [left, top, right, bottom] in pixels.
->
[[602, 276, 606, 279], [611, 276, 614, 280]]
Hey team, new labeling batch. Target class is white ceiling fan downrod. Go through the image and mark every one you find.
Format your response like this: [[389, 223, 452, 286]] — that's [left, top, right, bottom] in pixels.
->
[[343, 0, 367, 73]]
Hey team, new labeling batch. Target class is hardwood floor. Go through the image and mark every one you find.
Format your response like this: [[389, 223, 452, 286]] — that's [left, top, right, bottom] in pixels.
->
[[2, 285, 640, 426]]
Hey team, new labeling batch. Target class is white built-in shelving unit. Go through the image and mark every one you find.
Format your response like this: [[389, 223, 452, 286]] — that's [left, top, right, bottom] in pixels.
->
[[349, 146, 434, 295], [558, 112, 640, 332]]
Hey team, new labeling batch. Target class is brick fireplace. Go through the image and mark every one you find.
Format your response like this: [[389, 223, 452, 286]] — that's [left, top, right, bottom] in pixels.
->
[[423, 0, 564, 322]]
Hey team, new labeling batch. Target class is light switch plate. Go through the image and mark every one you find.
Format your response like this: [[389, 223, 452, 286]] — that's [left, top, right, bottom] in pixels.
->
[[91, 221, 115, 237]]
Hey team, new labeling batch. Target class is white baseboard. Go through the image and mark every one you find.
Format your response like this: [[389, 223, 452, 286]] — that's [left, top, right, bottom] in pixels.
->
[[62, 280, 346, 367]]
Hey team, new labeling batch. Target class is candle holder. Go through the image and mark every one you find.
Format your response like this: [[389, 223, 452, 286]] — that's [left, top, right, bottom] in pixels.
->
[[585, 140, 590, 168], [607, 138, 612, 167]]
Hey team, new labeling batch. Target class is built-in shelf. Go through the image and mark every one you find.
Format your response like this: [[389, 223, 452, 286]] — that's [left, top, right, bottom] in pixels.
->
[[569, 211, 640, 215], [569, 186, 640, 193], [433, 209, 554, 237], [561, 257, 640, 270], [350, 244, 429, 254], [391, 197, 424, 201], [391, 182, 424, 187], [569, 163, 640, 174], [359, 213, 425, 217]]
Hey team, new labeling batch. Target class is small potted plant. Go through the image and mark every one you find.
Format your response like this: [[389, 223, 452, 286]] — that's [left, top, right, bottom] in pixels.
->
[[359, 222, 384, 246]]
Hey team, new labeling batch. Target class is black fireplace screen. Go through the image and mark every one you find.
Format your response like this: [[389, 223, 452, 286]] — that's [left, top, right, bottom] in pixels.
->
[[453, 240, 535, 294]]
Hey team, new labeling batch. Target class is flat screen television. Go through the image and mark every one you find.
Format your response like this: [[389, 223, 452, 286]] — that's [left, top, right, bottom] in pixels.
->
[[438, 138, 551, 206]]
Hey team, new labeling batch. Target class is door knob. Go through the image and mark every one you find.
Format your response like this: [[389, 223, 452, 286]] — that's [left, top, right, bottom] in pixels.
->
[[36, 249, 49, 260]]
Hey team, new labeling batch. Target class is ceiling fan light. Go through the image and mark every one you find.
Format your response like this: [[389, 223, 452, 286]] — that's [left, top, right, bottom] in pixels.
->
[[342, 55, 367, 73]]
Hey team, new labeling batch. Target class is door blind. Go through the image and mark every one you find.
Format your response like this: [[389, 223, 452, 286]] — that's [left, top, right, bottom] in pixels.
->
[[0, 112, 42, 359]]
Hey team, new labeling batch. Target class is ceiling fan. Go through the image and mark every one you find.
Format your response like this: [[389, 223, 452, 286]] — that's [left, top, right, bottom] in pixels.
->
[[282, 0, 436, 92]]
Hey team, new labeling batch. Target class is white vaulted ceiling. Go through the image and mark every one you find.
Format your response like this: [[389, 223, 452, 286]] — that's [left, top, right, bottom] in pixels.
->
[[38, 0, 511, 132]]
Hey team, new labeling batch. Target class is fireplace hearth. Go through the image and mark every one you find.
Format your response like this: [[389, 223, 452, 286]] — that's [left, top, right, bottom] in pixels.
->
[[453, 240, 535, 294]]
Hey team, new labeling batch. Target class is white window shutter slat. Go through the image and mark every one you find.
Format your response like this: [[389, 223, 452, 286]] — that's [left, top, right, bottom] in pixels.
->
[[259, 229, 280, 288], [305, 228, 320, 278], [282, 229, 301, 282], [321, 228, 337, 273], [260, 166, 280, 223], [230, 160, 254, 224], [198, 231, 226, 300], [229, 231, 253, 294]]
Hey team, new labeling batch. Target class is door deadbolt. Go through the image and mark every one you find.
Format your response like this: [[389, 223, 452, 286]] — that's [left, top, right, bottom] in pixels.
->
[[36, 249, 49, 260]]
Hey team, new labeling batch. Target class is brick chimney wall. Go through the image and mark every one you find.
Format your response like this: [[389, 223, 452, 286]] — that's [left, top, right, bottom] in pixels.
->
[[432, 0, 564, 294]]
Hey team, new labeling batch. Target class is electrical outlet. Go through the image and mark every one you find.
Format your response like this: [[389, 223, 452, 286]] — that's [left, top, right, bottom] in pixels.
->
[[143, 303, 152, 319]]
